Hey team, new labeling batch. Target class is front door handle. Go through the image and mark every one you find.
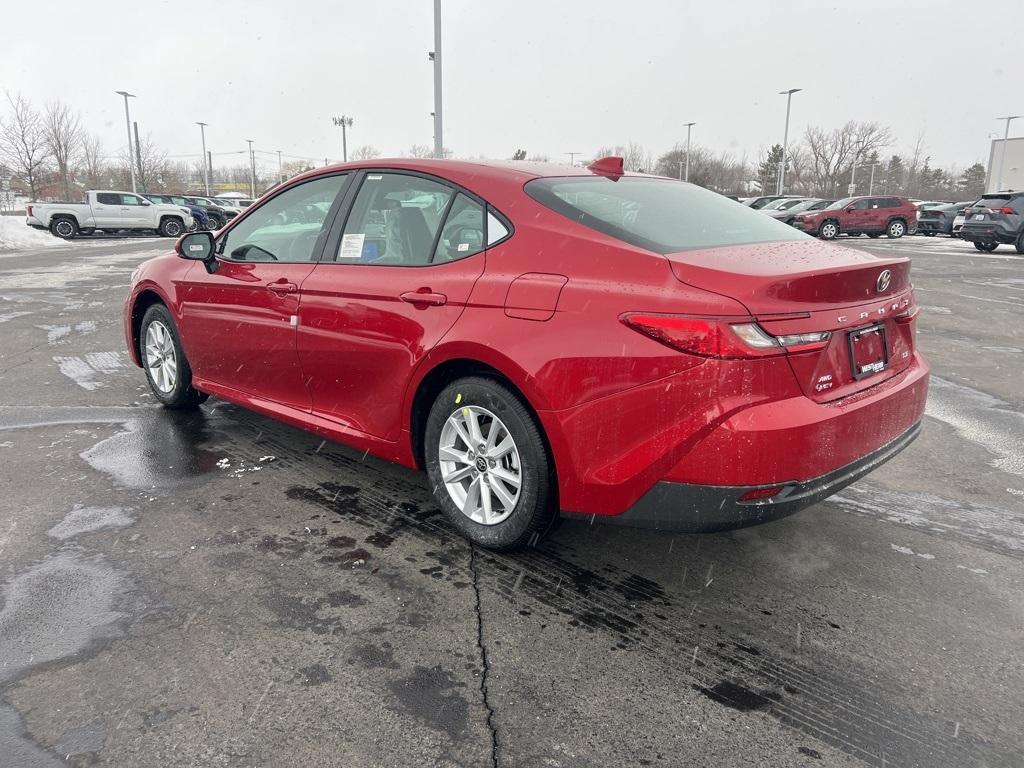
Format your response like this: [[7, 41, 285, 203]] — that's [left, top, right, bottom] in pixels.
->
[[267, 281, 298, 295], [400, 290, 447, 307]]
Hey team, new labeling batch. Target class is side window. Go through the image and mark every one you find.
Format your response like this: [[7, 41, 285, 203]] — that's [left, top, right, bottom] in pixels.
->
[[95, 193, 119, 205], [434, 194, 485, 262], [882, 198, 899, 209], [852, 199, 870, 211], [219, 174, 347, 263], [338, 173, 453, 265], [120, 194, 144, 206], [487, 211, 510, 245]]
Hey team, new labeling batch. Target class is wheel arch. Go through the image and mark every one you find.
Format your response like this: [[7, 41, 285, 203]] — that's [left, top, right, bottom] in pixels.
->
[[406, 350, 557, 484], [128, 287, 171, 367]]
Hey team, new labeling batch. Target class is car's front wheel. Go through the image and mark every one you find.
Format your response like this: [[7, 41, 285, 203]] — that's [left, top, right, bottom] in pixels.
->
[[159, 217, 184, 237], [1015, 231, 1024, 254], [887, 219, 907, 238], [819, 220, 839, 240], [139, 304, 208, 409], [424, 377, 555, 551], [974, 241, 998, 252]]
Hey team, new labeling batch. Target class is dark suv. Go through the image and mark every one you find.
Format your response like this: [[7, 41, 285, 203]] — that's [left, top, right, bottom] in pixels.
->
[[959, 192, 1024, 252], [793, 195, 916, 239]]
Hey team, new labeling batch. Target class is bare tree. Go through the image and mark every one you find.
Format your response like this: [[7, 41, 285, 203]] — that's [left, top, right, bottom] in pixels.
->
[[0, 92, 51, 200], [78, 133, 105, 190], [351, 145, 380, 161], [117, 133, 167, 193], [622, 141, 651, 173], [804, 121, 893, 197], [904, 132, 927, 198], [407, 144, 433, 158], [43, 101, 83, 200], [526, 153, 550, 163]]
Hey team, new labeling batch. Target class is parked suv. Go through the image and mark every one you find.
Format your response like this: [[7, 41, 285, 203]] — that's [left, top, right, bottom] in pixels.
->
[[958, 192, 1024, 252], [793, 196, 916, 240]]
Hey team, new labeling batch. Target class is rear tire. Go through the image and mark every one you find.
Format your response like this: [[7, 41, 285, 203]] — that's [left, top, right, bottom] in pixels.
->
[[424, 377, 555, 551], [974, 241, 998, 252], [50, 217, 78, 239], [887, 219, 907, 238], [1015, 232, 1024, 254], [819, 220, 839, 240], [159, 217, 184, 238], [139, 304, 208, 409], [207, 215, 224, 231]]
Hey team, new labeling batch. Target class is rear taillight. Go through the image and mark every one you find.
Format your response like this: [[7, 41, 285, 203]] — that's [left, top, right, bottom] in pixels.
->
[[738, 486, 784, 503], [994, 207, 1016, 215], [26, 205, 32, 217], [621, 314, 830, 358]]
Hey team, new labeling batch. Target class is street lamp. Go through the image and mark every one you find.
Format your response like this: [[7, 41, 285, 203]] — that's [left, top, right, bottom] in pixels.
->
[[115, 91, 137, 193], [995, 115, 1021, 192], [246, 139, 255, 198], [564, 152, 581, 167], [431, 0, 443, 159], [196, 122, 209, 195], [683, 122, 696, 182], [849, 140, 865, 196], [777, 88, 802, 195], [332, 115, 354, 162]]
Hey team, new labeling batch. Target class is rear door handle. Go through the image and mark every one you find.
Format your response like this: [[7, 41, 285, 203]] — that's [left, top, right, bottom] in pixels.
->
[[400, 290, 447, 306], [267, 281, 298, 295]]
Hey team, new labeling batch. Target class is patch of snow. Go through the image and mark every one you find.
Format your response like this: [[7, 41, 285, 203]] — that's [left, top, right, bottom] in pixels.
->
[[0, 216, 65, 252], [48, 506, 134, 540]]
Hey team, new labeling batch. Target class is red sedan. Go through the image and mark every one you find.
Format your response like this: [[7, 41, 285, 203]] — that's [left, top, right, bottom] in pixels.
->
[[124, 157, 929, 550]]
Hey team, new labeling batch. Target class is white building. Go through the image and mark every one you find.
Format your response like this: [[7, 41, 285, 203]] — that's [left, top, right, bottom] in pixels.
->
[[986, 137, 1024, 193]]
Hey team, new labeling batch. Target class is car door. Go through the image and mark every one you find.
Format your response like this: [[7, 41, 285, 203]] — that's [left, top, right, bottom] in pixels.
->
[[91, 192, 124, 228], [176, 172, 351, 410], [844, 198, 871, 232], [297, 171, 491, 440], [118, 193, 152, 228]]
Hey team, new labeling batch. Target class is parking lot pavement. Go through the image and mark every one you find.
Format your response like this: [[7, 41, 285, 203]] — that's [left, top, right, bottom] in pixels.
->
[[0, 235, 1021, 767]]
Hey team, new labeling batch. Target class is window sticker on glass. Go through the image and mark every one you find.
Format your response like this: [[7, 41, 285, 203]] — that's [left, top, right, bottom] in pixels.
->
[[340, 233, 365, 259], [367, 174, 383, 180]]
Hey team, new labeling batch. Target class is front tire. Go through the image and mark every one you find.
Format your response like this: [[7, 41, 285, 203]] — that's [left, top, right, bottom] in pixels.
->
[[819, 220, 839, 240], [974, 241, 998, 252], [139, 304, 207, 409], [50, 217, 78, 239], [424, 377, 555, 551], [207, 215, 224, 231], [1015, 232, 1024, 254], [887, 219, 907, 238], [159, 217, 184, 237]]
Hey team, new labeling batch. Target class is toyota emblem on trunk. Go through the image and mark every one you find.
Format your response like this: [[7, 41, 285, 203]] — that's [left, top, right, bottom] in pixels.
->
[[876, 269, 892, 293]]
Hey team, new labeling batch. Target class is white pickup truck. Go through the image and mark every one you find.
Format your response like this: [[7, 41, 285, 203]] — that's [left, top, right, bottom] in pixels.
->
[[25, 191, 194, 239]]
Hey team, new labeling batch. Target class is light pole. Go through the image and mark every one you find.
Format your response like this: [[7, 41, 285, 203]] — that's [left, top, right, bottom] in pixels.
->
[[849, 140, 864, 196], [332, 115, 353, 162], [564, 152, 581, 166], [777, 88, 802, 195], [868, 160, 878, 195], [995, 115, 1021, 192], [431, 0, 443, 158], [115, 91, 137, 193], [683, 122, 695, 182], [246, 139, 255, 198], [277, 150, 283, 184], [196, 122, 209, 195]]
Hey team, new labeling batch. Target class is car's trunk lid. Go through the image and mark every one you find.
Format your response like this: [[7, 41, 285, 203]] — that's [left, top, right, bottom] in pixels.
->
[[665, 239, 917, 402]]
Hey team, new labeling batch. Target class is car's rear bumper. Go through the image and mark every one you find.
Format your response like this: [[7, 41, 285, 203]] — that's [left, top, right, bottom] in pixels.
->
[[960, 223, 1017, 243], [572, 419, 922, 532], [916, 220, 947, 234]]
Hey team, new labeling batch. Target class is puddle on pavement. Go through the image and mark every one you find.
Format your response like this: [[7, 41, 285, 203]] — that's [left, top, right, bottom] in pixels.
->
[[80, 408, 223, 489], [47, 506, 134, 540]]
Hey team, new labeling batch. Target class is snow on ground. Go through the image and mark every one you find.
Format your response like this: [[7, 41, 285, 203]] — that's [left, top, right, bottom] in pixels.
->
[[0, 215, 65, 252]]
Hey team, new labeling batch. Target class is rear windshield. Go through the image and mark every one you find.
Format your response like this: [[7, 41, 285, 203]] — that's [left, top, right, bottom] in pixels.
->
[[975, 195, 1010, 208], [524, 177, 807, 253]]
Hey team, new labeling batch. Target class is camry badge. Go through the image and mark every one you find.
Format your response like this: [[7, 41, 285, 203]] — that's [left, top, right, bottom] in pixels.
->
[[876, 269, 892, 293]]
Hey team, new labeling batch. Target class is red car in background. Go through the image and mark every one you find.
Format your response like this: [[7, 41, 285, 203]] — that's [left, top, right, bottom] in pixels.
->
[[124, 158, 928, 550], [793, 195, 917, 240]]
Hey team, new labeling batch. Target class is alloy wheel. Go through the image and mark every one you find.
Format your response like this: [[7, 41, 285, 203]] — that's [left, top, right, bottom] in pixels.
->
[[55, 220, 74, 237], [145, 321, 178, 393], [821, 222, 838, 239], [438, 406, 522, 525]]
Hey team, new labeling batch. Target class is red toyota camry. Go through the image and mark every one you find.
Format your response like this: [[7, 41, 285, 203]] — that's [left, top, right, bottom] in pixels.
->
[[124, 157, 929, 550]]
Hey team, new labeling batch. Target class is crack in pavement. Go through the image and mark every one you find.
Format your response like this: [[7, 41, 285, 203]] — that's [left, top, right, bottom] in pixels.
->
[[469, 545, 500, 768]]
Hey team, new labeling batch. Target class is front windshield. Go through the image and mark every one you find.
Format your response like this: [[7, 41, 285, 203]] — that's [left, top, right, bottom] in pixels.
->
[[825, 197, 856, 210], [760, 198, 793, 211]]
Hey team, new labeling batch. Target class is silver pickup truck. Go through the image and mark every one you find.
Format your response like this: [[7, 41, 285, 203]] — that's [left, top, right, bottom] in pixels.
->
[[25, 190, 194, 239]]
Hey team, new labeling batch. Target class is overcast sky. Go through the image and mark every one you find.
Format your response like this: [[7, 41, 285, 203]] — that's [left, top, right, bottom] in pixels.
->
[[3, 0, 1019, 174]]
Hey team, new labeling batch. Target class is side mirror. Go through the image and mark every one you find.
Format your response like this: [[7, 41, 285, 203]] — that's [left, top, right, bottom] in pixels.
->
[[176, 231, 215, 261], [845, 206, 855, 212], [141, 199, 151, 206]]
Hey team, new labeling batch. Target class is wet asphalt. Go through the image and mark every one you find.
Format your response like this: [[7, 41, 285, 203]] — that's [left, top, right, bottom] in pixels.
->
[[0, 234, 1021, 767]]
